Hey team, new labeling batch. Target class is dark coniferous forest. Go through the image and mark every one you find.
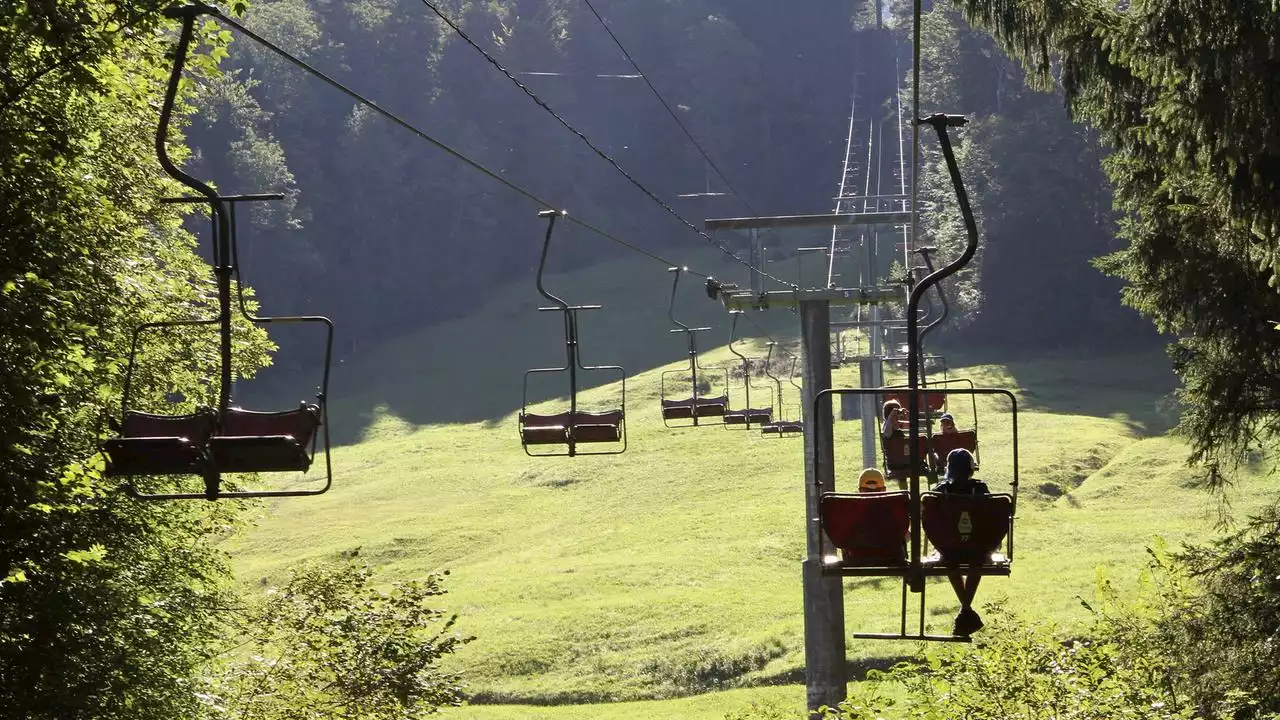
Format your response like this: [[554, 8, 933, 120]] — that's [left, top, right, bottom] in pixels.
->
[[192, 0, 1149, 356]]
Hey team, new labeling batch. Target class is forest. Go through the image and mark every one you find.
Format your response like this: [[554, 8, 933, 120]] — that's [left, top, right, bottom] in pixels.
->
[[3, 0, 1280, 718]]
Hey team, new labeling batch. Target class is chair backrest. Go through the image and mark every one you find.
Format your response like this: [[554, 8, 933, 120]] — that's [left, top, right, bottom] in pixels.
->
[[219, 405, 321, 445], [931, 429, 977, 466], [120, 410, 216, 442], [524, 409, 623, 424], [820, 492, 909, 566], [883, 433, 931, 473], [572, 409, 623, 426], [883, 391, 947, 414], [921, 492, 1012, 564]]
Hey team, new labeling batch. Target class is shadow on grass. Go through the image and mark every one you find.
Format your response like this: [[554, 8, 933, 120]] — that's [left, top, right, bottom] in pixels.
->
[[463, 655, 918, 706], [940, 343, 1179, 437], [248, 249, 1178, 448], [310, 255, 801, 445]]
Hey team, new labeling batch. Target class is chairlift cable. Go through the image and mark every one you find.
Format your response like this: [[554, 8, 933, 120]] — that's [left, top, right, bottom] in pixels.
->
[[739, 310, 799, 361], [213, 10, 717, 282], [415, 0, 794, 288], [580, 0, 762, 220]]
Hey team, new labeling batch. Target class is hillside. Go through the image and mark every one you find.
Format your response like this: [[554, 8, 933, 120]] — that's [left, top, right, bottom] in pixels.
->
[[227, 253, 1277, 718]]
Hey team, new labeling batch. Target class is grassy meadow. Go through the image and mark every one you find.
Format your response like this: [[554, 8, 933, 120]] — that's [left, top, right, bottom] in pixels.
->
[[227, 248, 1278, 719]]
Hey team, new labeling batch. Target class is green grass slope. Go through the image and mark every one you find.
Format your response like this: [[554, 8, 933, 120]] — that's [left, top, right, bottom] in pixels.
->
[[228, 249, 1277, 718], [229, 344, 1277, 715], [323, 246, 798, 444]]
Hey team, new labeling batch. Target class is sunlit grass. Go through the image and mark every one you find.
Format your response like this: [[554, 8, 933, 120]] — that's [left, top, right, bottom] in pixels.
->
[[228, 340, 1277, 720]]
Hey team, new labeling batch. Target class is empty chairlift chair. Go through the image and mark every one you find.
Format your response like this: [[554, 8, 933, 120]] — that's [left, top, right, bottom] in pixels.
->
[[100, 11, 334, 502], [100, 219, 335, 501], [103, 407, 217, 477], [722, 311, 773, 428], [761, 347, 804, 436], [519, 210, 626, 457], [660, 267, 730, 427]]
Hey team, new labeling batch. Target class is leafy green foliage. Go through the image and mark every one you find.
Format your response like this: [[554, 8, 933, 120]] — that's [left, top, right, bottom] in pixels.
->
[[845, 610, 1194, 720], [210, 561, 471, 718], [1096, 513, 1280, 720], [0, 2, 274, 717]]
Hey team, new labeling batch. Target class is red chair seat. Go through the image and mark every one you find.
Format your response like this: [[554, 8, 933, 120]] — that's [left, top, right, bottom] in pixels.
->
[[883, 433, 933, 480], [820, 492, 909, 566], [209, 405, 321, 474], [762, 420, 803, 435], [101, 411, 216, 476], [211, 435, 312, 472], [930, 430, 977, 470], [724, 408, 772, 424], [921, 492, 1012, 565], [103, 437, 204, 476], [662, 395, 728, 420], [883, 391, 947, 415], [521, 410, 623, 445]]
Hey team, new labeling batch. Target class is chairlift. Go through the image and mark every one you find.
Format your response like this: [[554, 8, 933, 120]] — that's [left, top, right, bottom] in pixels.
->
[[100, 5, 332, 501], [813, 114, 1018, 641], [761, 347, 803, 436], [518, 210, 626, 456], [722, 311, 773, 428], [660, 267, 729, 427]]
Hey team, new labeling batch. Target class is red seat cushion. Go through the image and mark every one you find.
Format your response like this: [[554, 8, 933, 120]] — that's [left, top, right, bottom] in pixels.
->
[[522, 410, 623, 444], [102, 410, 217, 476], [882, 433, 933, 479], [217, 405, 321, 444], [102, 437, 204, 476], [930, 430, 977, 470], [820, 492, 909, 566], [724, 408, 772, 424], [921, 492, 1012, 564], [662, 396, 728, 419], [119, 410, 216, 442], [883, 391, 946, 414], [210, 405, 322, 474]]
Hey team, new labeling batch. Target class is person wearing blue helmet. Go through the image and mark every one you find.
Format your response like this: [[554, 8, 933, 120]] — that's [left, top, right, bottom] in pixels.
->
[[933, 447, 989, 635], [933, 447, 987, 495]]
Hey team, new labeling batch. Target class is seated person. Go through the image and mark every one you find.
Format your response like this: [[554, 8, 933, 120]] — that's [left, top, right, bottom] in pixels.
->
[[857, 467, 887, 493], [932, 447, 988, 495], [880, 399, 905, 439], [939, 412, 958, 435], [931, 447, 989, 636]]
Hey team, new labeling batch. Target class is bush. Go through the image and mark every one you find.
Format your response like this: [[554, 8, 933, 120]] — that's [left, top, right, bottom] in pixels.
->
[[209, 561, 471, 719]]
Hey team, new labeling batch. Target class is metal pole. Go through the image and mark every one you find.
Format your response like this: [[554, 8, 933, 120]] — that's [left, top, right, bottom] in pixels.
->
[[859, 221, 882, 472], [689, 332, 701, 426], [801, 299, 846, 713], [750, 228, 763, 297], [859, 357, 877, 471]]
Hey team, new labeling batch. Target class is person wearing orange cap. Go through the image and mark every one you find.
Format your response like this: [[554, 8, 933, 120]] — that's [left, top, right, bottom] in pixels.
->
[[857, 467, 887, 492]]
